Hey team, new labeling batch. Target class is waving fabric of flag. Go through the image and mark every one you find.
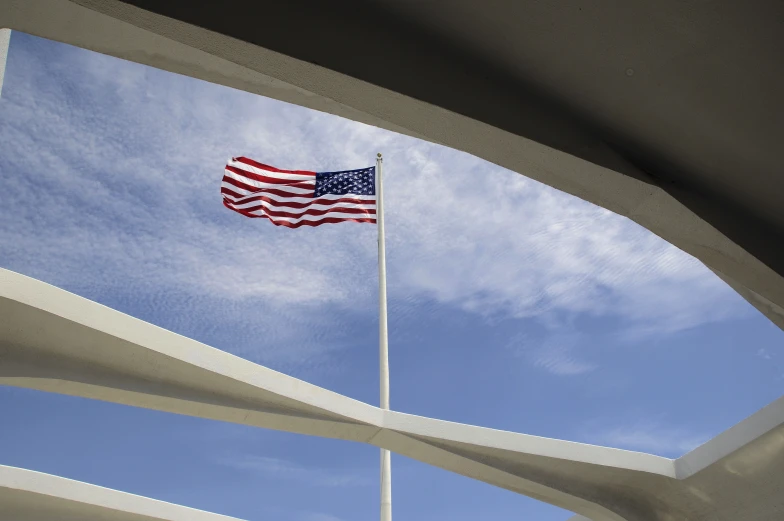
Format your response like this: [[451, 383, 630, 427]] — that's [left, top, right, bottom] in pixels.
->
[[221, 157, 377, 228]]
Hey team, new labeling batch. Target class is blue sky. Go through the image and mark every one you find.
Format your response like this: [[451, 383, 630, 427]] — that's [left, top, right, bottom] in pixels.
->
[[0, 32, 782, 521]]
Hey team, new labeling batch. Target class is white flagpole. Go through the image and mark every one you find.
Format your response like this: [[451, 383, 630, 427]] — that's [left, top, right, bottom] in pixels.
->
[[376, 152, 392, 521]]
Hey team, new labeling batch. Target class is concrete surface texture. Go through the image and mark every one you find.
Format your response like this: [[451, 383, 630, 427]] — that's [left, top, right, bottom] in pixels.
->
[[0, 29, 10, 98], [2, 269, 784, 521], [1, 0, 783, 330], [0, 464, 244, 521]]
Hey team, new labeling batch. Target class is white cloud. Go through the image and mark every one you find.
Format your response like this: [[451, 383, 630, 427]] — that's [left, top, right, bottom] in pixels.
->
[[216, 454, 369, 488], [383, 144, 744, 335], [0, 35, 749, 373], [303, 514, 347, 521], [507, 332, 596, 376], [582, 418, 711, 457]]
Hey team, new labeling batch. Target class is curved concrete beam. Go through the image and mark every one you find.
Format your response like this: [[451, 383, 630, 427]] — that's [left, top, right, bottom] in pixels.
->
[[0, 29, 10, 97], [2, 270, 784, 521], [1, 0, 783, 330], [0, 271, 383, 444], [0, 464, 243, 521]]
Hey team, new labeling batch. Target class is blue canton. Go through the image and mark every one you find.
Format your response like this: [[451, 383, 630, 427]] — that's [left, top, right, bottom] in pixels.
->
[[314, 167, 375, 197]]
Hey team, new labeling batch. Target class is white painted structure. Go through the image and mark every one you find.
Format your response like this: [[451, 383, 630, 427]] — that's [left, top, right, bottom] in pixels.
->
[[375, 153, 393, 521], [0, 28, 9, 98], [2, 269, 783, 521], [0, 465, 244, 520]]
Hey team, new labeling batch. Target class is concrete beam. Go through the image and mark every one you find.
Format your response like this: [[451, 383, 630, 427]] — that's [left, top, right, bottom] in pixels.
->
[[1, 0, 783, 330], [708, 268, 784, 331], [0, 29, 9, 98], [2, 269, 783, 521], [0, 464, 243, 521]]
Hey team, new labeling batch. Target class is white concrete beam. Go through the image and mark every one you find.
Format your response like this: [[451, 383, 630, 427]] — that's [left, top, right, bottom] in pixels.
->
[[0, 29, 10, 98], [0, 465, 244, 521], [0, 269, 383, 443], [2, 269, 784, 521], [0, 268, 650, 521]]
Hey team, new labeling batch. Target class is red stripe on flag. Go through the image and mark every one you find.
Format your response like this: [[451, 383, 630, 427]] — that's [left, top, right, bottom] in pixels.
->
[[221, 177, 314, 199], [225, 165, 316, 188], [233, 157, 317, 177], [219, 186, 247, 201], [224, 200, 376, 218], [223, 192, 374, 209], [223, 200, 376, 228]]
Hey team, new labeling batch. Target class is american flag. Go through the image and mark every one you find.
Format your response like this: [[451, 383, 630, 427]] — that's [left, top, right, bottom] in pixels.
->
[[221, 156, 377, 228]]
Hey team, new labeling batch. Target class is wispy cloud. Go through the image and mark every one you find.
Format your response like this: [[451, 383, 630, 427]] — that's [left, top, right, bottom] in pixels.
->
[[757, 348, 773, 360], [216, 454, 370, 488], [385, 144, 745, 336], [302, 513, 348, 521], [0, 34, 748, 374], [507, 332, 596, 376], [581, 418, 711, 457]]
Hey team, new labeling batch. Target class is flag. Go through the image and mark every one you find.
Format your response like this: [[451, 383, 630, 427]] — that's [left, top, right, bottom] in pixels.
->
[[221, 157, 377, 228]]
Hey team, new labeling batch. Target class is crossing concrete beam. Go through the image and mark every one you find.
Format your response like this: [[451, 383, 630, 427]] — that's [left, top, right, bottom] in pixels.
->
[[2, 269, 783, 520]]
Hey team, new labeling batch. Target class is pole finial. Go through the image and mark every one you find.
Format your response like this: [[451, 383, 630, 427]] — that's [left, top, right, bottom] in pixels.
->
[[377, 152, 382, 158]]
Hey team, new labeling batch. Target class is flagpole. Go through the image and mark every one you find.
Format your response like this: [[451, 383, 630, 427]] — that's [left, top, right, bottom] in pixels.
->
[[376, 152, 392, 521]]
